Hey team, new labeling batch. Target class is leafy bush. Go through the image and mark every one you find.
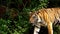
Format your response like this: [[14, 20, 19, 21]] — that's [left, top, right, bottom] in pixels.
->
[[1, 0, 60, 34]]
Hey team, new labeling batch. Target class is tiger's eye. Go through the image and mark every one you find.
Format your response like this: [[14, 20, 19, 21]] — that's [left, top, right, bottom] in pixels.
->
[[33, 16, 36, 18]]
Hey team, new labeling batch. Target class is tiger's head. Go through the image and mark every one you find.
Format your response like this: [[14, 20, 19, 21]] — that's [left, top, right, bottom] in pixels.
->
[[29, 11, 42, 26]]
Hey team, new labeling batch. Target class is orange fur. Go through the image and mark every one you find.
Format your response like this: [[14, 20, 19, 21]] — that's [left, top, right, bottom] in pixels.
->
[[29, 8, 60, 34]]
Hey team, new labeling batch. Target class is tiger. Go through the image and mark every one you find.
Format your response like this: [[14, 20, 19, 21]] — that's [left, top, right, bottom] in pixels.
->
[[29, 8, 60, 34]]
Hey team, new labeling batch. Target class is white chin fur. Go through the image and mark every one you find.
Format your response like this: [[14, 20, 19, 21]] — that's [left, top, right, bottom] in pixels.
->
[[34, 27, 40, 34]]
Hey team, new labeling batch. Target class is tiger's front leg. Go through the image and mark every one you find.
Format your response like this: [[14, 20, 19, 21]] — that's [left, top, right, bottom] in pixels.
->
[[33, 26, 40, 34], [47, 22, 53, 34]]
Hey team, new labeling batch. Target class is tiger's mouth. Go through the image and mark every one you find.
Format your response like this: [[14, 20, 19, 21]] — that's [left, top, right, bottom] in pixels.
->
[[31, 21, 47, 27]]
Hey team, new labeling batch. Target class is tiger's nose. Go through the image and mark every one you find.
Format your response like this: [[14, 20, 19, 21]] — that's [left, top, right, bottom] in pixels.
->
[[29, 21, 33, 23], [29, 21, 34, 24]]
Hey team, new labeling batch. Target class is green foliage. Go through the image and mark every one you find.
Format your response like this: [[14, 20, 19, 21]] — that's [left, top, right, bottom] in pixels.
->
[[1, 0, 60, 34]]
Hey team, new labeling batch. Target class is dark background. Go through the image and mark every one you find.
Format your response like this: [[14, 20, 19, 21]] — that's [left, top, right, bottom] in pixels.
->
[[0, 0, 60, 34]]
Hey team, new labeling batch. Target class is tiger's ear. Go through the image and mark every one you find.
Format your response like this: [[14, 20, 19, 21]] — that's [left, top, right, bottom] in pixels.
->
[[29, 11, 33, 14], [29, 12, 32, 14]]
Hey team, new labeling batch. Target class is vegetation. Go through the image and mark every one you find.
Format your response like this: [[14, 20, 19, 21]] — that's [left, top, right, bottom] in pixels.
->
[[0, 0, 60, 34]]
